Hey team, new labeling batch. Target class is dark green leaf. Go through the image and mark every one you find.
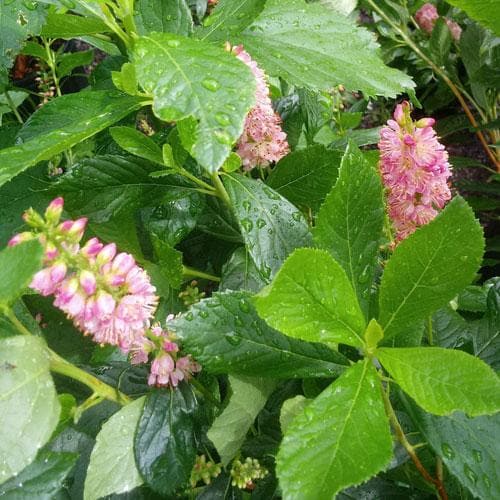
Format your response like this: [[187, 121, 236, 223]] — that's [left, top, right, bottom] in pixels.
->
[[223, 173, 312, 281], [52, 155, 189, 223], [151, 236, 183, 289], [378, 197, 484, 342], [402, 394, 500, 500], [134, 0, 193, 36], [0, 450, 78, 499], [235, 0, 414, 97], [207, 375, 276, 465], [470, 280, 500, 370], [132, 33, 255, 172], [57, 50, 94, 78], [313, 143, 384, 316], [266, 145, 342, 213], [430, 18, 452, 67], [432, 306, 470, 349], [255, 248, 366, 347], [377, 347, 500, 416], [169, 291, 349, 378], [457, 285, 488, 312], [109, 127, 163, 164], [197, 0, 266, 41], [277, 361, 393, 499], [41, 12, 110, 38], [0, 91, 145, 187], [220, 247, 266, 293], [0, 1, 47, 70], [0, 240, 43, 307], [0, 336, 60, 484], [134, 385, 198, 495], [84, 397, 145, 500]]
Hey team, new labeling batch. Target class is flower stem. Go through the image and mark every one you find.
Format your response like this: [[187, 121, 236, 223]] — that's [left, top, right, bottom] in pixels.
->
[[49, 349, 131, 405], [182, 265, 220, 282], [211, 172, 231, 206], [380, 382, 448, 500], [365, 0, 499, 171], [4, 91, 24, 124]]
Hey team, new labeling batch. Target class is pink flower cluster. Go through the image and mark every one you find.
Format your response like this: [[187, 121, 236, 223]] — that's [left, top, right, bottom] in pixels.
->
[[9, 198, 158, 352], [378, 102, 452, 242], [131, 320, 201, 388], [233, 45, 289, 170], [415, 3, 462, 41]]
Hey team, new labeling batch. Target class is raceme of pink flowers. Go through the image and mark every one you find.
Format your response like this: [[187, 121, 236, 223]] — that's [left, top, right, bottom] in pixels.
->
[[415, 3, 462, 41], [378, 101, 452, 242], [9, 197, 158, 352], [232, 45, 289, 170]]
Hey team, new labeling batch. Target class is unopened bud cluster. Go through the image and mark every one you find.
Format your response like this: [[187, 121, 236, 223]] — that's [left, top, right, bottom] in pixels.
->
[[230, 457, 268, 490], [189, 455, 222, 488]]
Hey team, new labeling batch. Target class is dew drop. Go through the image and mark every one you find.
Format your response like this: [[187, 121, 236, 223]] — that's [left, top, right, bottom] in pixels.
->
[[202, 78, 220, 92], [185, 312, 194, 321], [215, 112, 231, 126], [256, 218, 267, 228], [224, 332, 242, 346], [472, 449, 483, 463], [464, 464, 477, 484], [238, 299, 250, 313], [240, 218, 253, 232], [199, 310, 209, 319], [291, 212, 302, 222], [166, 39, 180, 48], [441, 443, 454, 459], [214, 129, 232, 144]]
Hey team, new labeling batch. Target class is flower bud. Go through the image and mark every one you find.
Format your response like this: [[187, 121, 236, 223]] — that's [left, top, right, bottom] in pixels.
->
[[81, 237, 103, 258], [96, 243, 117, 266], [44, 197, 64, 224], [22, 208, 45, 228], [8, 232, 34, 247], [79, 270, 97, 295]]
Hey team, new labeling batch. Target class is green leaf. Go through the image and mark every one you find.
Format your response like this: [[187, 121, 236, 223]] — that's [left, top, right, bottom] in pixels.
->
[[84, 396, 145, 500], [313, 143, 384, 316], [223, 174, 312, 281], [280, 395, 310, 434], [169, 291, 349, 378], [432, 306, 470, 349], [378, 197, 484, 342], [235, 0, 414, 97], [277, 360, 392, 499], [377, 347, 500, 416], [445, 0, 500, 36], [0, 450, 78, 499], [470, 280, 500, 370], [0, 91, 28, 125], [402, 394, 500, 500], [266, 145, 342, 213], [220, 247, 266, 293], [151, 235, 183, 289], [255, 248, 366, 348], [57, 50, 94, 78], [197, 0, 266, 41], [109, 126, 163, 164], [430, 18, 452, 67], [0, 1, 47, 70], [0, 240, 43, 307], [52, 155, 189, 223], [41, 12, 110, 38], [132, 33, 256, 172], [207, 375, 276, 465], [134, 0, 193, 36], [0, 336, 60, 485], [0, 91, 144, 187], [134, 385, 198, 495]]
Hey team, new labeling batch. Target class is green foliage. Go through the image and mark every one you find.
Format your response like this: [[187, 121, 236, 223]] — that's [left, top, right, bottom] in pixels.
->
[[378, 197, 484, 342], [0, 92, 144, 187], [377, 347, 500, 416], [277, 361, 393, 499], [313, 143, 384, 316], [84, 397, 145, 500], [255, 248, 366, 347], [234, 0, 414, 97], [134, 0, 194, 36], [134, 385, 198, 495], [224, 174, 312, 280], [445, 0, 500, 36], [110, 126, 163, 164], [132, 33, 256, 172], [0, 240, 43, 307], [169, 291, 349, 378], [207, 375, 276, 465], [0, 336, 60, 485]]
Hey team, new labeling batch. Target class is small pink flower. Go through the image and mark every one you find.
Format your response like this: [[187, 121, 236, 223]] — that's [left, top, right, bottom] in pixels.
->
[[44, 197, 64, 223], [233, 45, 289, 170], [378, 101, 452, 243], [415, 3, 439, 33], [8, 232, 33, 247], [445, 19, 462, 41]]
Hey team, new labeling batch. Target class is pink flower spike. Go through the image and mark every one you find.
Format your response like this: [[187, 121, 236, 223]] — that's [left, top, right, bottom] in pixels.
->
[[94, 291, 116, 317]]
